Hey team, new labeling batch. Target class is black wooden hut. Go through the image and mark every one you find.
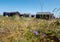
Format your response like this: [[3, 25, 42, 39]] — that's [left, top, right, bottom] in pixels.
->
[[36, 12, 55, 19], [31, 15, 34, 17], [20, 13, 31, 17], [3, 12, 20, 17]]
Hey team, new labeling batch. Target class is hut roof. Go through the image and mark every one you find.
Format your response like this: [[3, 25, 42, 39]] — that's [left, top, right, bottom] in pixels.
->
[[4, 12, 20, 14], [36, 12, 53, 15]]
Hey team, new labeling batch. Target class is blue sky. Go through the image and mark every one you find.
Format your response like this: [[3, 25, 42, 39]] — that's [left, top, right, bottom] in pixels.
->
[[0, 0, 60, 17]]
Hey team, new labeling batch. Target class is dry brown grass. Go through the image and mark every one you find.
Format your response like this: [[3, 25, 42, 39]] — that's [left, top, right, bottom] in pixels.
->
[[0, 16, 59, 42]]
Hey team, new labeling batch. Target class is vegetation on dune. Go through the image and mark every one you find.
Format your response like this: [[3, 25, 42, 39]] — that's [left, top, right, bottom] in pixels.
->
[[0, 16, 60, 42]]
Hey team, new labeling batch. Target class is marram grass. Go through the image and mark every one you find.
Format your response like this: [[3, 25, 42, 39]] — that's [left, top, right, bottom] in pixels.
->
[[0, 16, 60, 42]]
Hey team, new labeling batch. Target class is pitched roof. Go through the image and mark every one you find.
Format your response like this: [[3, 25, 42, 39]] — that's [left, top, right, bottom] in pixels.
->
[[36, 12, 53, 15], [4, 12, 20, 15]]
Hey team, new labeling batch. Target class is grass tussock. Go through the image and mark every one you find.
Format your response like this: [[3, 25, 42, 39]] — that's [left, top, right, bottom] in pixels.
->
[[0, 16, 60, 42]]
